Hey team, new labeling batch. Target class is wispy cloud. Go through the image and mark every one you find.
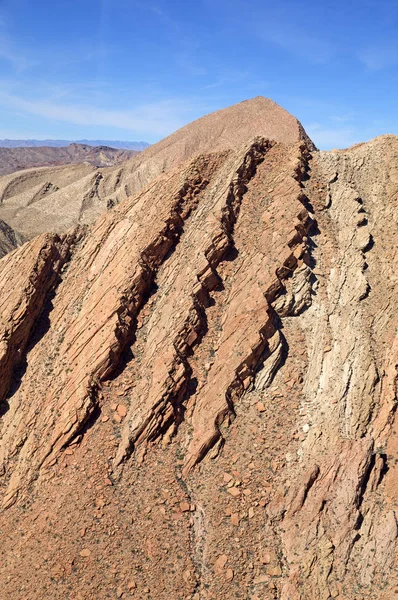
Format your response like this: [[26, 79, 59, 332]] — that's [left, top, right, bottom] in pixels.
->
[[359, 43, 398, 70], [0, 37, 36, 72], [174, 54, 207, 77], [262, 27, 333, 64], [306, 122, 360, 150], [236, 1, 335, 64], [0, 43, 32, 71], [0, 13, 38, 71], [131, 1, 180, 31], [201, 68, 251, 91], [0, 90, 196, 137], [328, 112, 357, 124]]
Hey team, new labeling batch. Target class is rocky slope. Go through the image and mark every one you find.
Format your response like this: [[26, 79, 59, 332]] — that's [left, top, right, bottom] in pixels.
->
[[0, 99, 397, 600], [0, 143, 135, 176]]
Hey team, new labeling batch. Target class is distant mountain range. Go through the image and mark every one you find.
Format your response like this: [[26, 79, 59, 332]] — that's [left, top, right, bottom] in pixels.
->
[[0, 139, 150, 151], [0, 143, 136, 176]]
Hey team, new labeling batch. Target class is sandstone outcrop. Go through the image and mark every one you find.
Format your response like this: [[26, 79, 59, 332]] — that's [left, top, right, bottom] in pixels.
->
[[0, 100, 396, 600]]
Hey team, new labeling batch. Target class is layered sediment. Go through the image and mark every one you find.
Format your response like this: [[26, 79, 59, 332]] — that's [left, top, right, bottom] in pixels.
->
[[0, 100, 396, 600]]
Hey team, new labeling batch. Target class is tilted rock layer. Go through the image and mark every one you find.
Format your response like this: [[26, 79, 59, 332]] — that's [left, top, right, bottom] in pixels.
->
[[0, 100, 397, 600], [0, 218, 24, 258]]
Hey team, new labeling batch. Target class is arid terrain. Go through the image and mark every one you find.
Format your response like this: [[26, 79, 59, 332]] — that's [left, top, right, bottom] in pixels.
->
[[0, 97, 397, 600], [0, 143, 136, 176], [0, 139, 149, 151], [0, 143, 136, 243]]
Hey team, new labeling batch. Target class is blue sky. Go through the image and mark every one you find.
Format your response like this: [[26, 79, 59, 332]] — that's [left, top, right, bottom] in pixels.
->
[[0, 0, 397, 148]]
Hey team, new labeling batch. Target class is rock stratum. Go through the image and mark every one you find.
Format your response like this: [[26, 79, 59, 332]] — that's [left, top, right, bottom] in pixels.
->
[[0, 98, 397, 600]]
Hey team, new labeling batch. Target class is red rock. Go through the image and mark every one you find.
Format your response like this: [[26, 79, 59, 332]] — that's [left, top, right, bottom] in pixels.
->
[[117, 404, 127, 418], [253, 574, 269, 584], [225, 568, 234, 581], [231, 513, 240, 526], [260, 551, 271, 564], [214, 554, 228, 574], [266, 565, 282, 576]]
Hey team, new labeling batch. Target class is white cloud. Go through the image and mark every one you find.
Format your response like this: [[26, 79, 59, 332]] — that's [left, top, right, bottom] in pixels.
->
[[328, 112, 356, 124], [130, 1, 180, 31], [0, 91, 194, 137], [240, 2, 334, 64], [0, 15, 37, 71], [306, 122, 360, 150], [201, 69, 251, 91], [0, 44, 32, 71], [264, 28, 333, 64], [359, 43, 398, 70]]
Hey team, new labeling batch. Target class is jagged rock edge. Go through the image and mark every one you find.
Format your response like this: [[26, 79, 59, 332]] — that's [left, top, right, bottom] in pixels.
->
[[182, 142, 316, 474], [113, 138, 275, 466]]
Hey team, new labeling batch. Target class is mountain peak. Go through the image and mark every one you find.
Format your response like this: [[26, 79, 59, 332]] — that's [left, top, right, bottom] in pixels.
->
[[142, 96, 315, 159]]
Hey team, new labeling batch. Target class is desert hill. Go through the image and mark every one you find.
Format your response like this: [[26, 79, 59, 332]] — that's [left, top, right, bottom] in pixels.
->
[[0, 99, 397, 600], [0, 97, 313, 239]]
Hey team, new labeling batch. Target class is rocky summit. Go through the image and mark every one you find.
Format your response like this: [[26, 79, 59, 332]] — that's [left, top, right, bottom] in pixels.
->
[[0, 97, 397, 600]]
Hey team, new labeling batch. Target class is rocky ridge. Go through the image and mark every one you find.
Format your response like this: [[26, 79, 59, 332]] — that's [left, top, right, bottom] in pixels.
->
[[0, 100, 397, 600]]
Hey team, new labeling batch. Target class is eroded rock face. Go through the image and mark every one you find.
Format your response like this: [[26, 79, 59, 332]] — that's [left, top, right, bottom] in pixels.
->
[[0, 110, 397, 599], [0, 233, 72, 404], [0, 219, 24, 258]]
